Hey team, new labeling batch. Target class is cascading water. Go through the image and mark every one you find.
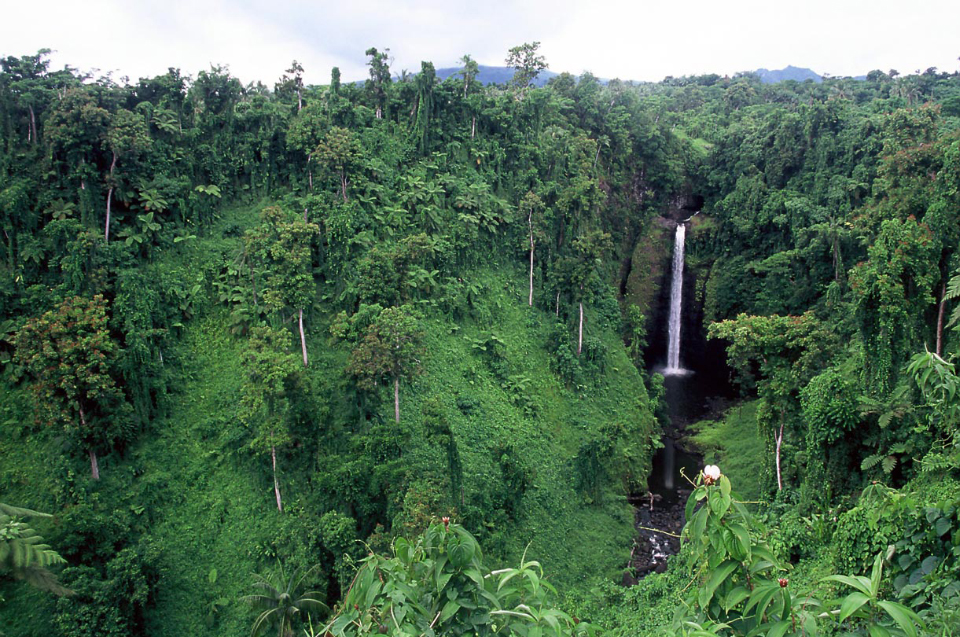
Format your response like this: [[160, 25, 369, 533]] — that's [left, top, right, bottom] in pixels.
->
[[664, 223, 687, 375]]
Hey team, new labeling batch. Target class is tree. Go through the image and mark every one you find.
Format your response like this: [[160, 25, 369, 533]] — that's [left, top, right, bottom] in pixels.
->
[[14, 295, 132, 480], [330, 67, 341, 95], [44, 88, 110, 194], [0, 49, 69, 146], [245, 206, 318, 367], [243, 564, 327, 637], [275, 60, 304, 112], [458, 54, 480, 98], [345, 305, 423, 423], [709, 312, 835, 492], [103, 108, 151, 242], [520, 191, 546, 306], [364, 47, 391, 119], [506, 41, 548, 94], [850, 217, 938, 395], [239, 326, 301, 512], [413, 61, 437, 155], [568, 231, 612, 356], [313, 127, 361, 203], [287, 102, 327, 191]]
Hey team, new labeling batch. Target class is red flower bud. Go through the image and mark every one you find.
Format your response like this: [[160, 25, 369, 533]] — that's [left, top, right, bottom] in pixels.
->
[[778, 578, 788, 588]]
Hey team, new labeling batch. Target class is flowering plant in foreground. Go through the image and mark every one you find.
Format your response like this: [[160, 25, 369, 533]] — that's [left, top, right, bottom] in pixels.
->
[[675, 467, 923, 637], [677, 465, 821, 636]]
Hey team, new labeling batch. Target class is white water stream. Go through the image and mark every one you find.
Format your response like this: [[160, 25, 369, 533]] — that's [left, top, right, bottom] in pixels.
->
[[664, 224, 687, 375]]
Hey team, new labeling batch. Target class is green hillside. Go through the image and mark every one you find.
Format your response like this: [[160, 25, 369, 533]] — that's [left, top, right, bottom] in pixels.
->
[[1, 45, 960, 636]]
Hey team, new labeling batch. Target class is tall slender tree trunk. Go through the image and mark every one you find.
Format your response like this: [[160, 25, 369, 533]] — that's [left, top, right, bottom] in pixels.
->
[[555, 291, 560, 317], [89, 449, 100, 481], [105, 151, 117, 242], [775, 418, 784, 491], [271, 443, 283, 512], [471, 116, 476, 139], [577, 299, 584, 356], [528, 212, 535, 306], [394, 377, 400, 423], [340, 171, 348, 202], [832, 237, 842, 283], [937, 282, 947, 356], [299, 308, 308, 367], [28, 105, 37, 144], [79, 406, 99, 480]]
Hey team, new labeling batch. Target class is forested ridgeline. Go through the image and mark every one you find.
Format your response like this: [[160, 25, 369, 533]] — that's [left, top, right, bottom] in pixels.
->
[[1, 45, 960, 636]]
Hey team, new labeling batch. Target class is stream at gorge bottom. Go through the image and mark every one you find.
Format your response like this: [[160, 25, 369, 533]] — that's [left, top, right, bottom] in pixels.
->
[[623, 369, 735, 583]]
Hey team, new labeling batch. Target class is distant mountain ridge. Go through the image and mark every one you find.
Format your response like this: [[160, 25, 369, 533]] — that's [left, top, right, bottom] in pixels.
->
[[356, 64, 843, 87], [434, 64, 558, 87], [754, 65, 823, 84]]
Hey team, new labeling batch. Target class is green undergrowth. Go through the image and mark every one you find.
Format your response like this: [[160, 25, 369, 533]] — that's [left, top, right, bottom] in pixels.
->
[[1, 203, 660, 634], [688, 400, 762, 503]]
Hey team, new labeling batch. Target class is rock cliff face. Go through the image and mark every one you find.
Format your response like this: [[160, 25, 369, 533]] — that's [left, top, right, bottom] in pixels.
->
[[618, 195, 732, 390]]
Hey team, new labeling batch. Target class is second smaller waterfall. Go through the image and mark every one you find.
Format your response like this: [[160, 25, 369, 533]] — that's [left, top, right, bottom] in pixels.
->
[[664, 224, 687, 375]]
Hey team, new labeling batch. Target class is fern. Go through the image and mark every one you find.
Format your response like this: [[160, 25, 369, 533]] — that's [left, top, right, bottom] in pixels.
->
[[946, 270, 960, 328], [861, 454, 883, 471], [0, 505, 71, 596]]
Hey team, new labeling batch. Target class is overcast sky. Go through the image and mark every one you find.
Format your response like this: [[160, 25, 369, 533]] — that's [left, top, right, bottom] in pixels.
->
[[3, 0, 958, 86]]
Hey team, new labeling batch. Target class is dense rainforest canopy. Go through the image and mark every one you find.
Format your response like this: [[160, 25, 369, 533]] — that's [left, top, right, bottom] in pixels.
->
[[1, 46, 959, 635]]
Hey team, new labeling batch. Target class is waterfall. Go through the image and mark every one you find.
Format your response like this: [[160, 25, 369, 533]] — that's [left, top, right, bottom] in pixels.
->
[[665, 224, 686, 374], [664, 224, 687, 375]]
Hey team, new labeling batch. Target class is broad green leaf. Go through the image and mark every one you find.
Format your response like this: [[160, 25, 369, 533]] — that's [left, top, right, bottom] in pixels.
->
[[867, 624, 892, 637], [440, 600, 461, 623], [935, 516, 952, 537], [766, 619, 792, 637], [723, 586, 750, 612], [877, 601, 921, 637], [730, 523, 752, 562], [870, 553, 884, 596], [838, 591, 870, 622], [698, 560, 739, 609], [823, 574, 872, 596]]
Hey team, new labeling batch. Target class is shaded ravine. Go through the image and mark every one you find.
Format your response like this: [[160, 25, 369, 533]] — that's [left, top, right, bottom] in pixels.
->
[[624, 217, 734, 582]]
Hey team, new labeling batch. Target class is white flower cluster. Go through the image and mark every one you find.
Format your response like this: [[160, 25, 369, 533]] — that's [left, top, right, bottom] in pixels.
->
[[703, 464, 721, 485]]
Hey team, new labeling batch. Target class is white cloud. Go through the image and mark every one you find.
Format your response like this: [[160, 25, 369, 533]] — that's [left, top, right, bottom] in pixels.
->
[[3, 0, 958, 85]]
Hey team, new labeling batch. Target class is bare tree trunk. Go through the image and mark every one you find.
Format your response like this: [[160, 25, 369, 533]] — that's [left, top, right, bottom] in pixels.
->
[[297, 90, 302, 112], [272, 443, 283, 512], [79, 407, 100, 480], [555, 291, 560, 317], [833, 237, 841, 283], [394, 377, 400, 423], [28, 105, 37, 144], [528, 211, 534, 306], [472, 116, 477, 139], [299, 308, 308, 367], [105, 152, 117, 242], [775, 419, 784, 491], [340, 171, 348, 202], [937, 282, 947, 356], [578, 299, 584, 356], [89, 449, 100, 481], [308, 170, 313, 191]]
